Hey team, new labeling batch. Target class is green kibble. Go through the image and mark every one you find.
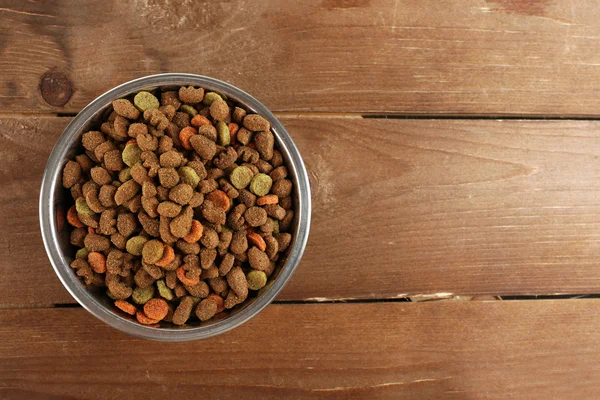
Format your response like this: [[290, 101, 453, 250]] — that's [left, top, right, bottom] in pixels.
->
[[134, 91, 160, 112], [157, 280, 174, 301], [126, 236, 148, 256], [132, 286, 155, 305], [75, 247, 89, 259], [202, 92, 222, 106], [119, 167, 132, 182], [216, 121, 230, 146], [122, 143, 142, 167], [249, 173, 273, 196], [229, 166, 254, 189], [75, 197, 95, 216], [180, 104, 198, 116], [178, 166, 200, 188], [246, 270, 267, 291]]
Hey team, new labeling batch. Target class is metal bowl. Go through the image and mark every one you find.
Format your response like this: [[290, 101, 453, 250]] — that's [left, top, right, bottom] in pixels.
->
[[39, 74, 311, 341]]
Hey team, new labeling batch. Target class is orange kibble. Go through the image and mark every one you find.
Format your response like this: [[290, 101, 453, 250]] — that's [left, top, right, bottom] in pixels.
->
[[126, 139, 137, 145], [88, 227, 96, 235], [182, 220, 204, 244], [136, 310, 160, 325], [88, 252, 107, 273], [155, 245, 175, 267], [205, 190, 230, 211], [207, 294, 225, 313], [256, 194, 279, 206], [247, 232, 267, 251], [114, 300, 137, 315], [143, 298, 169, 320], [179, 126, 197, 150], [66, 205, 84, 228], [191, 115, 211, 127], [227, 123, 239, 143], [177, 266, 200, 285]]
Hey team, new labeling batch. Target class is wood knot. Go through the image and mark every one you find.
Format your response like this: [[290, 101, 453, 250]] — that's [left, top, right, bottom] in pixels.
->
[[40, 71, 72, 107]]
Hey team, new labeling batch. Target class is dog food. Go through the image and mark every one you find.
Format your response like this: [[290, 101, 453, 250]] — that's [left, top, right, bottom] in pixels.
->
[[62, 86, 295, 326]]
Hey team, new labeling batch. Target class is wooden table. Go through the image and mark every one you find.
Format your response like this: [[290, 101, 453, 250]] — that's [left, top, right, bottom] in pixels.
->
[[2, 1, 600, 398]]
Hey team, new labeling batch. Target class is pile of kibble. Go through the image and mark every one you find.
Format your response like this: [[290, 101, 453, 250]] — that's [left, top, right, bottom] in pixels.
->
[[61, 86, 294, 326]]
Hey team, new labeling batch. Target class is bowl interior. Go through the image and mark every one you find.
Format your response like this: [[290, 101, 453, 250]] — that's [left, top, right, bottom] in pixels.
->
[[40, 74, 311, 340]]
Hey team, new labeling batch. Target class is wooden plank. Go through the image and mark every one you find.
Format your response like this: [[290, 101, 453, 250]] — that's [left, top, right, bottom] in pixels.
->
[[2, 1, 600, 116], [1, 300, 600, 398], [4, 116, 600, 306]]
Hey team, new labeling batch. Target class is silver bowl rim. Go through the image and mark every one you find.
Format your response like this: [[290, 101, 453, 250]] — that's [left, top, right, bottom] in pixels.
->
[[39, 73, 311, 341]]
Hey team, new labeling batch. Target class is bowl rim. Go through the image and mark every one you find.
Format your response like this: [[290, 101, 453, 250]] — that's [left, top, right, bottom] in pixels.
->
[[39, 73, 311, 341]]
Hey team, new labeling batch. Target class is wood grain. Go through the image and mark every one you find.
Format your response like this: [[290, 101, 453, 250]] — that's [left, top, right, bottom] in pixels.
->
[[1, 300, 600, 399], [3, 0, 600, 116], [3, 116, 600, 306]]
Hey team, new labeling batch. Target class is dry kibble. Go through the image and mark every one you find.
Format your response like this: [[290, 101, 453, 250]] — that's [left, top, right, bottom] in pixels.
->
[[62, 86, 296, 325]]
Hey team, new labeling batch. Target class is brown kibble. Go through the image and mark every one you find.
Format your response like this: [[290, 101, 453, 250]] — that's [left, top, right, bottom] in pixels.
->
[[157, 201, 182, 217], [255, 159, 274, 174], [156, 185, 169, 201], [244, 206, 268, 227], [272, 179, 293, 198], [213, 147, 237, 169], [199, 179, 219, 194], [188, 192, 204, 207], [172, 112, 191, 129], [99, 209, 117, 235], [159, 150, 183, 168], [117, 213, 138, 237], [218, 230, 233, 256], [219, 178, 239, 199], [172, 296, 195, 325], [201, 200, 226, 225], [84, 233, 110, 252], [143, 108, 169, 131], [104, 149, 124, 171], [75, 154, 94, 174], [218, 253, 235, 276], [114, 180, 140, 205], [280, 196, 292, 210], [254, 130, 274, 161], [94, 141, 116, 163], [179, 86, 204, 103], [134, 268, 155, 289], [82, 131, 105, 151], [232, 107, 246, 124], [264, 204, 286, 220], [243, 114, 270, 132], [264, 234, 279, 260], [70, 227, 87, 247], [158, 136, 173, 154], [131, 162, 151, 184], [141, 196, 159, 218], [200, 248, 217, 271], [160, 216, 178, 244], [230, 230, 248, 254], [269, 166, 288, 182], [190, 134, 216, 160], [128, 123, 148, 138], [226, 266, 248, 299], [124, 194, 142, 213], [209, 99, 229, 121], [62, 161, 81, 188], [200, 228, 219, 249], [162, 91, 182, 110], [227, 203, 246, 231], [198, 124, 217, 142], [112, 99, 140, 120], [277, 233, 292, 252], [169, 183, 194, 205], [158, 167, 180, 188], [111, 233, 127, 249], [90, 166, 112, 185], [176, 239, 200, 255], [141, 181, 157, 198], [237, 146, 259, 164], [248, 247, 270, 272], [137, 132, 159, 152], [281, 209, 294, 232], [185, 281, 209, 298], [159, 104, 176, 121], [186, 161, 208, 181], [237, 127, 252, 145], [238, 189, 256, 208], [196, 298, 218, 321], [170, 205, 193, 238], [138, 211, 160, 237]]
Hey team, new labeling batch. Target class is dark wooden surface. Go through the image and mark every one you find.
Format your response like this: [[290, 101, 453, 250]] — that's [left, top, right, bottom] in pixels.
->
[[3, 0, 600, 116], [2, 301, 600, 399], [1, 0, 600, 398]]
